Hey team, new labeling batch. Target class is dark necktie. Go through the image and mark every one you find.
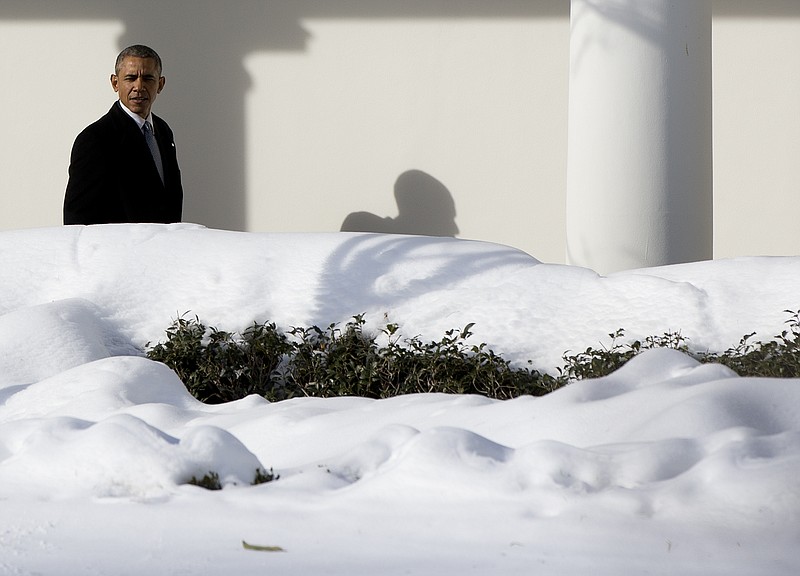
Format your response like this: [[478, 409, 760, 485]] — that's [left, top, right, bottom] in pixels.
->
[[143, 121, 165, 184]]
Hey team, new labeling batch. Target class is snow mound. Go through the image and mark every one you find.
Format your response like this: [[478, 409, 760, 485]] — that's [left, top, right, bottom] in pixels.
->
[[1, 225, 799, 575]]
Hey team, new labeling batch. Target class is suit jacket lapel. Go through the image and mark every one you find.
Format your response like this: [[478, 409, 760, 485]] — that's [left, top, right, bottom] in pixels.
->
[[110, 102, 166, 189]]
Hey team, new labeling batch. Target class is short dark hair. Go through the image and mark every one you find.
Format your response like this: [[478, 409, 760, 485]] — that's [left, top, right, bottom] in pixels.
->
[[115, 45, 163, 76]]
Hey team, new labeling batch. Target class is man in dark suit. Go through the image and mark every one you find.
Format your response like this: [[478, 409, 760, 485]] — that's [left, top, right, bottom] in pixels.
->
[[64, 45, 183, 225]]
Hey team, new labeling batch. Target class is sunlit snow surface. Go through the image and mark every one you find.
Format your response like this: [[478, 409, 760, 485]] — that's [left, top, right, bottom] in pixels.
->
[[1, 224, 798, 575]]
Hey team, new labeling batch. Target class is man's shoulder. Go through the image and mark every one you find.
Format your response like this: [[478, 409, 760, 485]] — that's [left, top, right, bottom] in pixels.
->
[[77, 103, 125, 135]]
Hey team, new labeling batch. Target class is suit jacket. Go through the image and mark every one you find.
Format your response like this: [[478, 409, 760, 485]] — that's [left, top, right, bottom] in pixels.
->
[[64, 101, 183, 225]]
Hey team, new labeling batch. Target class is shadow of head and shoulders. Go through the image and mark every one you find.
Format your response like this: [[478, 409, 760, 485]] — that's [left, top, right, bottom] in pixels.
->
[[341, 169, 459, 237]]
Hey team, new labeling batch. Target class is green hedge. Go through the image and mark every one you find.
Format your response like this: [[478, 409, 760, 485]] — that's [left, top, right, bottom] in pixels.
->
[[146, 310, 800, 404]]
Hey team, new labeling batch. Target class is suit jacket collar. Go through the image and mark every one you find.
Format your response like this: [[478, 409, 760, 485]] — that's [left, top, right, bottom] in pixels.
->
[[116, 100, 158, 131], [110, 101, 162, 133]]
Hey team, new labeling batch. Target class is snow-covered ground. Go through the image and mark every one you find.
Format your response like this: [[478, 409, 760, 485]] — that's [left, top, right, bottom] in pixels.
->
[[1, 224, 798, 575]]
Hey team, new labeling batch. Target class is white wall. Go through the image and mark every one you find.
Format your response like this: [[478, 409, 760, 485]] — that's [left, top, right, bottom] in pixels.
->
[[0, 20, 124, 227], [243, 15, 567, 261], [713, 11, 800, 259], [1, 1, 799, 265]]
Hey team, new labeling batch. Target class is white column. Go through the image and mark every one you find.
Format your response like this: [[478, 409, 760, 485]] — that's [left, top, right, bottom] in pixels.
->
[[566, 0, 712, 274]]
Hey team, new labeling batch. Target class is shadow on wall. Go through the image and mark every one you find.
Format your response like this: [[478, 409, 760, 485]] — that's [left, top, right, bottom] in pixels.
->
[[341, 170, 459, 237]]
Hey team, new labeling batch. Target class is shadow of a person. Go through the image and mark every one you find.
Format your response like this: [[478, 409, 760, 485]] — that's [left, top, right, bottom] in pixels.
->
[[341, 169, 459, 237]]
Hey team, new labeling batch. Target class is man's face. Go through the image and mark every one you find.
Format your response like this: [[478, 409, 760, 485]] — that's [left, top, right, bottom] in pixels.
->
[[111, 56, 165, 119]]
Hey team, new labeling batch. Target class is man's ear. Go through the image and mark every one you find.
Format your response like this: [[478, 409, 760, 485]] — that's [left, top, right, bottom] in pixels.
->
[[110, 74, 119, 93], [158, 76, 166, 94]]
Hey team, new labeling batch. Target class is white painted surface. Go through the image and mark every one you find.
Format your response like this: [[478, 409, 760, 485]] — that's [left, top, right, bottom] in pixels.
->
[[566, 0, 712, 273], [712, 15, 800, 259]]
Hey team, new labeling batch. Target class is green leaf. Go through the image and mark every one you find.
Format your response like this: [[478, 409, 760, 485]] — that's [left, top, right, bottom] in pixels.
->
[[242, 541, 285, 552]]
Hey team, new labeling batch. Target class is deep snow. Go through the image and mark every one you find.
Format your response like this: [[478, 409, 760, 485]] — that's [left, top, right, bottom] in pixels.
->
[[0, 224, 798, 575]]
